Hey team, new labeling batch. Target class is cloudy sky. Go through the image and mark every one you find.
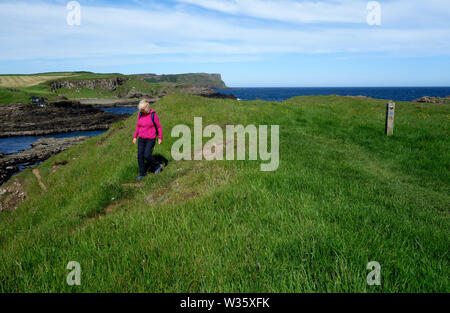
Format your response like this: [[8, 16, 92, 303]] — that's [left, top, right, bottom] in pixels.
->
[[1, 0, 449, 86]]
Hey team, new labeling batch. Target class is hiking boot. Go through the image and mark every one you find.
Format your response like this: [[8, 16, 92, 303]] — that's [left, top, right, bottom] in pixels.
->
[[136, 175, 144, 181], [154, 164, 163, 174]]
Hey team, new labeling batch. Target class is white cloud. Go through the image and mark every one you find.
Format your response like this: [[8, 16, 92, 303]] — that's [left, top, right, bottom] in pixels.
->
[[177, 0, 450, 27], [0, 0, 449, 63], [177, 0, 367, 24]]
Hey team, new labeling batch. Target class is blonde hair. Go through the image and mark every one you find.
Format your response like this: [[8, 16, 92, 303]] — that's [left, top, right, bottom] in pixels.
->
[[138, 99, 150, 112]]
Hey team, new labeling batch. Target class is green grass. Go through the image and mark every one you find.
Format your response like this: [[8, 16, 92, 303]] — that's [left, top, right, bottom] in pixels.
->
[[0, 74, 190, 104], [0, 84, 55, 104], [0, 72, 133, 104], [0, 72, 92, 76], [53, 78, 179, 99], [0, 94, 448, 292], [56, 72, 127, 81], [0, 71, 228, 105]]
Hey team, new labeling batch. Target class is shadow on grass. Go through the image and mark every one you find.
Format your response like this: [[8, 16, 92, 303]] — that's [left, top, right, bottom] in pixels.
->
[[148, 154, 169, 173]]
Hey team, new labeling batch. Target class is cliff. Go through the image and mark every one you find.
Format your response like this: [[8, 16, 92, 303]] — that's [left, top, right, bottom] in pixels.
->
[[136, 73, 227, 89], [49, 77, 129, 92]]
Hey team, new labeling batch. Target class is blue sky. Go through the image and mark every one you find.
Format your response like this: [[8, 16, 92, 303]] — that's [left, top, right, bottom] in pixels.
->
[[1, 0, 450, 86]]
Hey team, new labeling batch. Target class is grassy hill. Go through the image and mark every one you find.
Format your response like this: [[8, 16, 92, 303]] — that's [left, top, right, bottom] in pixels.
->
[[0, 72, 128, 104], [0, 72, 227, 105], [0, 94, 448, 292]]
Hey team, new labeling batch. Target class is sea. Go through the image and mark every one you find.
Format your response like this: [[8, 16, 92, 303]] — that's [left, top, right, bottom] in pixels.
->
[[0, 107, 137, 155], [214, 87, 450, 102], [2, 87, 449, 156]]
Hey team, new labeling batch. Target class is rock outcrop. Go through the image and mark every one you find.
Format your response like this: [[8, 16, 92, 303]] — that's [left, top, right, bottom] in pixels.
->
[[198, 91, 237, 100], [75, 98, 141, 107], [0, 136, 89, 186], [412, 96, 450, 104], [0, 101, 128, 137], [0, 180, 26, 212], [49, 77, 129, 92], [177, 86, 237, 99], [125, 87, 153, 99], [135, 73, 227, 89]]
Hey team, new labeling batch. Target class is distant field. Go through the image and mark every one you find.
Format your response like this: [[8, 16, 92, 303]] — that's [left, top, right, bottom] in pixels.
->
[[0, 72, 228, 106], [0, 74, 75, 87], [0, 76, 195, 105]]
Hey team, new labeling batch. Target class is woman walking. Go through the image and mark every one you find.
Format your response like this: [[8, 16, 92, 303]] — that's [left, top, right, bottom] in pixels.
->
[[133, 99, 163, 181]]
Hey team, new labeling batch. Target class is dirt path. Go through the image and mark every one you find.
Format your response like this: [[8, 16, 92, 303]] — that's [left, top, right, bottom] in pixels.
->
[[32, 168, 47, 191]]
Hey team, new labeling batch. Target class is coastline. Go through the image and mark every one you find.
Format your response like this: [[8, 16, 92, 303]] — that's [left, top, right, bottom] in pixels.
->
[[1, 79, 447, 187], [0, 101, 129, 138], [0, 136, 89, 185], [0, 87, 235, 185]]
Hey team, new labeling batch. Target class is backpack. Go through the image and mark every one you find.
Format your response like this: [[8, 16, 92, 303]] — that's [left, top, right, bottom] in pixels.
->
[[139, 111, 159, 138]]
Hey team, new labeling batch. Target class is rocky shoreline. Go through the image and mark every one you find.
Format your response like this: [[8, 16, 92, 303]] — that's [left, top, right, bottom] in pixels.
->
[[0, 99, 132, 186], [0, 73, 236, 187], [0, 88, 235, 186], [49, 77, 129, 92], [412, 96, 450, 104], [75, 98, 142, 107], [0, 136, 89, 185], [0, 100, 129, 137]]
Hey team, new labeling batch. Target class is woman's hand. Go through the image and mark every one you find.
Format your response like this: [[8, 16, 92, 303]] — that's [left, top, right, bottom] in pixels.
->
[[133, 138, 137, 144], [158, 138, 162, 145]]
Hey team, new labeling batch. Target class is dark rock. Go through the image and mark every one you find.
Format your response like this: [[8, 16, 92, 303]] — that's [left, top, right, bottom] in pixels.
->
[[0, 180, 26, 212], [201, 92, 237, 100], [75, 98, 141, 107], [0, 101, 128, 137], [54, 160, 68, 166], [0, 136, 89, 186], [0, 98, 132, 185], [178, 86, 237, 99], [413, 96, 444, 103], [49, 77, 129, 92], [125, 88, 152, 99]]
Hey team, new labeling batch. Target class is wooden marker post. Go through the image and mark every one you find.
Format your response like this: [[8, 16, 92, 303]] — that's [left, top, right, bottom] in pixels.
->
[[385, 101, 395, 136]]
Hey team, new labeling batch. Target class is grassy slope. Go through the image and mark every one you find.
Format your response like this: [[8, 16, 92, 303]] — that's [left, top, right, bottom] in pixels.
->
[[0, 72, 222, 104], [0, 76, 157, 104], [0, 72, 122, 104], [55, 78, 172, 99], [0, 94, 448, 292]]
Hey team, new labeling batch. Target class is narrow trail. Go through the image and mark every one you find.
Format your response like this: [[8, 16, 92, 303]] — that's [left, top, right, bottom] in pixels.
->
[[32, 168, 47, 191], [122, 182, 144, 187]]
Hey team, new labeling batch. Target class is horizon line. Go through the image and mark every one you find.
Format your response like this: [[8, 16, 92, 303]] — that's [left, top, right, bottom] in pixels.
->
[[224, 86, 450, 88]]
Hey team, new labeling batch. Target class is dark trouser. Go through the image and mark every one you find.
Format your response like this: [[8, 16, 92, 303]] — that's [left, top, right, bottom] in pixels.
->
[[137, 137, 159, 176]]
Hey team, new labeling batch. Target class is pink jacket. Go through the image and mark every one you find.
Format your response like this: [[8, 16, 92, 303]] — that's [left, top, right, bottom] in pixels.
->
[[133, 108, 163, 140]]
